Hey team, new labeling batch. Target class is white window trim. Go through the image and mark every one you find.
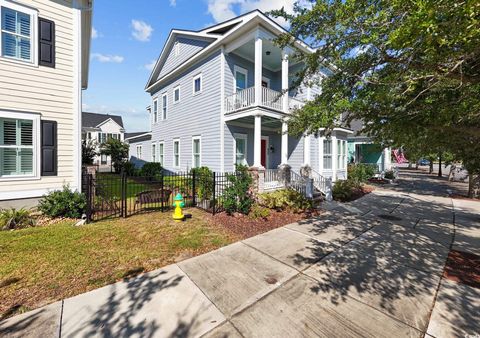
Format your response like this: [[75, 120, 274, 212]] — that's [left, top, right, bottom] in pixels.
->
[[161, 92, 168, 120], [158, 140, 164, 166], [233, 133, 248, 166], [262, 76, 270, 88], [0, 0, 38, 66], [0, 110, 40, 181], [233, 65, 248, 93], [173, 138, 180, 168], [192, 136, 201, 168], [153, 97, 158, 124], [192, 73, 202, 95], [136, 144, 142, 159], [151, 142, 156, 162], [173, 85, 181, 104]]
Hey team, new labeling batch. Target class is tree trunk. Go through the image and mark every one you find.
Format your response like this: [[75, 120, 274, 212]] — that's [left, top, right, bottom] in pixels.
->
[[438, 153, 442, 177], [468, 174, 473, 198], [429, 161, 433, 174], [448, 164, 456, 181]]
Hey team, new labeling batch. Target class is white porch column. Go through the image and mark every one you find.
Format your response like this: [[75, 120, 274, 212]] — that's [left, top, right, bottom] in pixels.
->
[[254, 114, 262, 167], [281, 120, 288, 164], [282, 50, 289, 112], [331, 132, 337, 181], [254, 34, 263, 106], [303, 134, 311, 166]]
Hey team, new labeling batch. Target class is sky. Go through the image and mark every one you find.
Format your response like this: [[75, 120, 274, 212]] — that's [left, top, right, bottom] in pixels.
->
[[83, 0, 300, 132]]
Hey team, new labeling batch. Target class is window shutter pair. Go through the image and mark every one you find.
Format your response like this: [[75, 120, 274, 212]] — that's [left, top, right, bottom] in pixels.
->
[[38, 17, 55, 67], [41, 121, 57, 176]]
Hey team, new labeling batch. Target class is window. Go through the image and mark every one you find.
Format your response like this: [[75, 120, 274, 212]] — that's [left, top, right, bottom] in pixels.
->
[[192, 136, 201, 168], [337, 140, 346, 169], [193, 73, 202, 94], [0, 2, 36, 64], [101, 154, 107, 165], [136, 145, 142, 159], [161, 93, 167, 120], [153, 98, 158, 123], [173, 139, 180, 168], [173, 85, 180, 103], [0, 114, 38, 178], [87, 132, 92, 140], [234, 66, 247, 92], [151, 143, 156, 162], [261, 76, 270, 88], [234, 133, 247, 165], [323, 139, 332, 169], [159, 141, 164, 166], [98, 133, 107, 144]]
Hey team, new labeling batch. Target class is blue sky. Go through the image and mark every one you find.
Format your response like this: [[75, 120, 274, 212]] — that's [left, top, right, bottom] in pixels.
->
[[83, 0, 298, 132]]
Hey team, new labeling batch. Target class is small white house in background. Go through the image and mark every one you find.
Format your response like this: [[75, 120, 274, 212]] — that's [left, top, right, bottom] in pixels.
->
[[0, 0, 93, 206], [82, 112, 125, 171], [125, 131, 152, 168]]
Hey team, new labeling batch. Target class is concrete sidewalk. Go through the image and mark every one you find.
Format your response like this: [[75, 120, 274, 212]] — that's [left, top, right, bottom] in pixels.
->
[[1, 170, 479, 337]]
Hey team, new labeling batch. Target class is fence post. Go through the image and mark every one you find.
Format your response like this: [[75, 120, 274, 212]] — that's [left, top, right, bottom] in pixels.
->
[[85, 173, 92, 223], [325, 177, 333, 202], [192, 170, 196, 207], [306, 178, 314, 199], [160, 173, 165, 212], [121, 170, 127, 218], [212, 172, 216, 215]]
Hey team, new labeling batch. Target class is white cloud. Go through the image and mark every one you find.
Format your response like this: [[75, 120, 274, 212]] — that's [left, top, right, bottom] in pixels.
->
[[144, 60, 156, 71], [206, 0, 307, 26], [91, 53, 124, 63], [91, 27, 98, 39], [169, 0, 177, 6], [131, 20, 153, 42]]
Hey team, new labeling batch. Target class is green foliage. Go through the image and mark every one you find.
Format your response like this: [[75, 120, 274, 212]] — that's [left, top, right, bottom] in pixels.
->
[[348, 164, 376, 183], [249, 204, 271, 220], [271, 0, 480, 197], [100, 138, 129, 173], [140, 162, 163, 180], [332, 180, 361, 202], [223, 165, 253, 215], [82, 139, 97, 165], [258, 189, 312, 213], [38, 185, 86, 219], [191, 166, 213, 201], [0, 208, 35, 230], [384, 170, 395, 180], [121, 161, 138, 176]]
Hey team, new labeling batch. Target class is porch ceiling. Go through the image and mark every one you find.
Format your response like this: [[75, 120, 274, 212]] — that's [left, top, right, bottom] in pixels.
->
[[227, 115, 282, 129], [234, 39, 282, 71]]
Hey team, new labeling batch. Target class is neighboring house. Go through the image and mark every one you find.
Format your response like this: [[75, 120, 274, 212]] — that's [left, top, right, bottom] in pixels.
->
[[0, 0, 93, 204], [144, 10, 351, 182], [82, 112, 125, 171], [125, 131, 152, 168], [347, 119, 392, 173]]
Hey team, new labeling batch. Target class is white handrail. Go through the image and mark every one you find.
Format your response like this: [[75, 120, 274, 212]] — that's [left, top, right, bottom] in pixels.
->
[[261, 87, 283, 111], [225, 87, 256, 113]]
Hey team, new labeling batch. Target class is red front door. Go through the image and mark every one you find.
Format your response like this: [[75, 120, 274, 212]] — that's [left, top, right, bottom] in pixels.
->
[[261, 139, 267, 168]]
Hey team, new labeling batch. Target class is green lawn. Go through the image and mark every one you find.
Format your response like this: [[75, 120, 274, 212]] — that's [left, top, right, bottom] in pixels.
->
[[0, 209, 235, 319]]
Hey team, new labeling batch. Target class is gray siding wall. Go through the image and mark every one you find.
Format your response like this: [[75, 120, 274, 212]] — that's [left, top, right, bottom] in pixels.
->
[[151, 50, 222, 172], [158, 36, 211, 79], [288, 135, 304, 173], [128, 140, 152, 168]]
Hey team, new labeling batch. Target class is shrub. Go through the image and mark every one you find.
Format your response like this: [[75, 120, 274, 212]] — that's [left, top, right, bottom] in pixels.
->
[[140, 162, 163, 180], [332, 179, 361, 202], [191, 166, 213, 201], [384, 170, 395, 180], [38, 185, 86, 218], [82, 139, 97, 165], [348, 163, 376, 183], [100, 138, 129, 173], [0, 208, 35, 230], [258, 189, 312, 213], [249, 204, 271, 219], [224, 165, 253, 215], [122, 161, 138, 176]]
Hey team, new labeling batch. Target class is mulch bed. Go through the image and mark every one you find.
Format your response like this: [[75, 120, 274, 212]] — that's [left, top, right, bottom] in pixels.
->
[[335, 184, 375, 202], [210, 209, 322, 239], [443, 249, 480, 289]]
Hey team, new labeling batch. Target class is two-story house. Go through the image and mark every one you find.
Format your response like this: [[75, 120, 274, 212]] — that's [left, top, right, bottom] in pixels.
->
[[145, 10, 352, 182], [0, 0, 93, 205], [82, 112, 125, 171]]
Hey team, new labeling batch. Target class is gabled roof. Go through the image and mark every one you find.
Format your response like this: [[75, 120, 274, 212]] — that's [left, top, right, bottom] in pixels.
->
[[125, 131, 150, 139], [82, 112, 124, 128], [125, 132, 152, 143], [145, 10, 316, 92]]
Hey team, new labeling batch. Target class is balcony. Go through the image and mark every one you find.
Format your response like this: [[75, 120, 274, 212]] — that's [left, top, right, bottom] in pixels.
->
[[224, 86, 305, 114]]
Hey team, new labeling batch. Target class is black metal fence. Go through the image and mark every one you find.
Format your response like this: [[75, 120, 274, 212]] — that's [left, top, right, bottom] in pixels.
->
[[83, 170, 234, 222]]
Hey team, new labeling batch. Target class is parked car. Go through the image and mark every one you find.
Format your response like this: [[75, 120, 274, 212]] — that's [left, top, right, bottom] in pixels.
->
[[418, 159, 430, 166]]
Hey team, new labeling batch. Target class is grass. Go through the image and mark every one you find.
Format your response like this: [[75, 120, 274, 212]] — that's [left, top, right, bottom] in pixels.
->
[[0, 208, 236, 319]]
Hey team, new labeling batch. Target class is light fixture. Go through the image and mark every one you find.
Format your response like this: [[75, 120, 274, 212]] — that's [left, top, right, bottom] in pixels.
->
[[269, 145, 275, 153], [266, 51, 271, 56]]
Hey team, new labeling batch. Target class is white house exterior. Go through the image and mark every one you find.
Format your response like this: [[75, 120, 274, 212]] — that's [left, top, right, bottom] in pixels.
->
[[82, 112, 125, 171], [0, 0, 93, 204], [144, 10, 351, 184], [125, 131, 152, 168]]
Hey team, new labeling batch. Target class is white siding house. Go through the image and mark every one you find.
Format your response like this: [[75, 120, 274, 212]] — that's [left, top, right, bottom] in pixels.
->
[[0, 0, 93, 204]]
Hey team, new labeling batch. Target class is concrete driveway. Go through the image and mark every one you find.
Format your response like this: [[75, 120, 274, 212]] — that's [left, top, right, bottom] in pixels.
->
[[1, 170, 479, 337]]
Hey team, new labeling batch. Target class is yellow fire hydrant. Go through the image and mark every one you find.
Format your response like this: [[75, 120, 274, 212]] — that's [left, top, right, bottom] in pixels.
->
[[172, 193, 185, 222]]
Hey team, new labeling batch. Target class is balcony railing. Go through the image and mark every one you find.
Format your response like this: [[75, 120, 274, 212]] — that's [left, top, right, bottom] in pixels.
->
[[224, 87, 304, 114]]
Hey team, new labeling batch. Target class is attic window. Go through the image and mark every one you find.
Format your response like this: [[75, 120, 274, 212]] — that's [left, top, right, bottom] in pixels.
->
[[174, 41, 179, 57]]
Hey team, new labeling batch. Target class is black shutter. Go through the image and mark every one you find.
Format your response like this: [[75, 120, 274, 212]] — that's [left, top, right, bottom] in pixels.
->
[[38, 18, 55, 68], [41, 120, 57, 176]]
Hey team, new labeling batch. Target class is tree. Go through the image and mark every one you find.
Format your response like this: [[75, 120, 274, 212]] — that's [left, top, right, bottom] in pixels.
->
[[99, 138, 129, 173], [82, 139, 97, 165], [272, 0, 480, 197]]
